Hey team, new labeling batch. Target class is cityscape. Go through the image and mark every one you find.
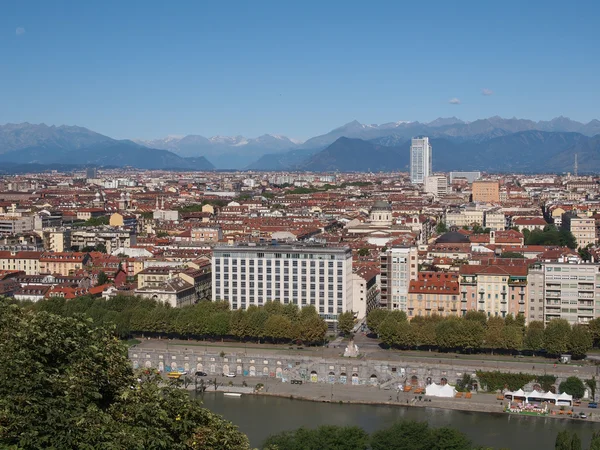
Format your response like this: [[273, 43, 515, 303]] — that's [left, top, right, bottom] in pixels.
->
[[3, 2, 600, 450]]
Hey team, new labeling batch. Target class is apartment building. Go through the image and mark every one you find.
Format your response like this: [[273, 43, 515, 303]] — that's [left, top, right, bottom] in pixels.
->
[[562, 213, 597, 248], [0, 215, 35, 235], [39, 252, 91, 276], [526, 264, 546, 322], [379, 247, 419, 311], [541, 263, 600, 325], [42, 229, 72, 252], [191, 226, 223, 243], [445, 208, 485, 228], [137, 266, 182, 289], [472, 180, 500, 203], [424, 175, 448, 198], [459, 265, 528, 319], [70, 229, 136, 254], [407, 272, 461, 318], [0, 251, 41, 275], [212, 243, 353, 327], [350, 267, 379, 320]]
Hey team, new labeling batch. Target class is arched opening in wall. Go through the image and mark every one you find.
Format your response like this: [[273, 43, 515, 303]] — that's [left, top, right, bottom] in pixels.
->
[[472, 381, 478, 391], [340, 372, 347, 384], [328, 371, 335, 384], [411, 375, 419, 386], [133, 360, 139, 369], [171, 362, 178, 370], [184, 363, 190, 372], [237, 365, 242, 374], [369, 374, 378, 385], [158, 362, 164, 372], [263, 367, 269, 376], [532, 383, 542, 392], [426, 377, 432, 385], [196, 363, 203, 372], [276, 367, 283, 379], [152, 295, 158, 300], [310, 370, 318, 383], [249, 366, 256, 377], [145, 360, 152, 368], [352, 373, 359, 385], [222, 364, 229, 375], [440, 377, 448, 386]]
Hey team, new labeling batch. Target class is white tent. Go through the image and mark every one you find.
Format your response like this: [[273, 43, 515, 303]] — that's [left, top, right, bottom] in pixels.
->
[[425, 383, 457, 398], [425, 383, 441, 396], [556, 392, 573, 406], [513, 389, 526, 398]]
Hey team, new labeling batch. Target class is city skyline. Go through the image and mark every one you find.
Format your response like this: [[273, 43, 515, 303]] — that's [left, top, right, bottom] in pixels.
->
[[3, 1, 600, 140]]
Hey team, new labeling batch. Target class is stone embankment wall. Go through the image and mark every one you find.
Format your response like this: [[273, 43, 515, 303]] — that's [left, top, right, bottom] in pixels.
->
[[129, 345, 588, 392]]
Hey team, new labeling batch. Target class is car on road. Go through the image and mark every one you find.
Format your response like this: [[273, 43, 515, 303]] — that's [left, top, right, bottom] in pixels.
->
[[223, 372, 236, 377], [195, 371, 207, 377], [588, 402, 598, 408], [579, 412, 588, 419]]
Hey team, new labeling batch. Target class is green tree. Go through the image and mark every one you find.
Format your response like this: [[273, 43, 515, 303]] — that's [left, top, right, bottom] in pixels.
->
[[500, 251, 525, 258], [366, 309, 389, 335], [524, 321, 545, 353], [429, 427, 472, 450], [544, 319, 571, 356], [263, 314, 292, 342], [0, 299, 249, 449], [485, 317, 505, 351], [337, 311, 355, 336], [589, 431, 600, 450], [370, 421, 433, 450], [435, 221, 448, 234], [464, 310, 488, 327], [588, 318, 600, 347], [357, 247, 370, 257], [96, 270, 109, 286], [263, 425, 369, 450], [569, 325, 593, 359], [559, 376, 585, 399], [585, 377, 597, 400]]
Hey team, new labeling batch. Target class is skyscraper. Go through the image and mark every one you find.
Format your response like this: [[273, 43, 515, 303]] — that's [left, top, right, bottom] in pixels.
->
[[410, 137, 432, 184]]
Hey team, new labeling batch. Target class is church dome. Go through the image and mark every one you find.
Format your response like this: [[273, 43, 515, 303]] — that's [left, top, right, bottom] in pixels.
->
[[435, 231, 470, 244]]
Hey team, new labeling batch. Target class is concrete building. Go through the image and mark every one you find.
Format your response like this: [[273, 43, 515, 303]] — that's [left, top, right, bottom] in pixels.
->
[[445, 208, 485, 228], [138, 266, 183, 289], [541, 263, 600, 325], [484, 209, 506, 231], [449, 172, 481, 183], [379, 247, 419, 311], [562, 212, 597, 248], [350, 268, 379, 320], [191, 226, 223, 243], [42, 229, 72, 252], [424, 175, 449, 198], [527, 264, 546, 322], [408, 272, 461, 319], [472, 180, 500, 203], [70, 228, 136, 254], [410, 137, 432, 184], [212, 243, 353, 327], [0, 215, 35, 235]]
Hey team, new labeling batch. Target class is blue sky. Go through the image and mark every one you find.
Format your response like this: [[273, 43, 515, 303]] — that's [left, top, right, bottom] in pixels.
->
[[3, 0, 600, 140]]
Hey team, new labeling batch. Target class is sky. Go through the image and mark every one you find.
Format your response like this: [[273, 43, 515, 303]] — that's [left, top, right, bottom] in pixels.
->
[[3, 0, 600, 141]]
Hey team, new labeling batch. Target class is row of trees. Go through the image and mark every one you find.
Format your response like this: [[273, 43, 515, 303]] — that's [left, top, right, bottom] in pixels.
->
[[263, 421, 500, 450], [19, 295, 330, 344], [556, 430, 600, 450], [367, 310, 594, 358], [523, 225, 577, 249]]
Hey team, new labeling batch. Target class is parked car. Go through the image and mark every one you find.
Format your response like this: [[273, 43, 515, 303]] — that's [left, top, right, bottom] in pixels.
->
[[223, 372, 236, 378], [579, 412, 588, 419], [195, 371, 207, 377], [588, 402, 598, 408], [291, 379, 303, 385]]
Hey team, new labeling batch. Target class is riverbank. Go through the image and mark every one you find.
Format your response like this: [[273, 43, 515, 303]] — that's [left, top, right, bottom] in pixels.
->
[[192, 377, 600, 423]]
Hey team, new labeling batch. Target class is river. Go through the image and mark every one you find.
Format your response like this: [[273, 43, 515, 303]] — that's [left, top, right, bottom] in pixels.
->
[[197, 392, 597, 449]]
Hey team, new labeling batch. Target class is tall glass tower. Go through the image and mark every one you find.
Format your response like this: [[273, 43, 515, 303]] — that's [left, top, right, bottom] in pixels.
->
[[410, 137, 432, 184]]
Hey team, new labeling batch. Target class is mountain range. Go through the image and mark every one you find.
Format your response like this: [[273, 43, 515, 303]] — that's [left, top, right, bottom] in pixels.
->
[[1, 117, 600, 173]]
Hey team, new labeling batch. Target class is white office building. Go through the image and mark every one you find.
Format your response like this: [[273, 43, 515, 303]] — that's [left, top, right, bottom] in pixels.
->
[[410, 137, 432, 184], [424, 175, 448, 198], [212, 243, 353, 328], [379, 247, 419, 311]]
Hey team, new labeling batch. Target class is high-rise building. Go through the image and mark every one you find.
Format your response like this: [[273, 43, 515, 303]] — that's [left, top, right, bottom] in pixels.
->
[[472, 180, 500, 203], [424, 175, 448, 198], [212, 243, 353, 328], [379, 247, 419, 311], [410, 137, 432, 184]]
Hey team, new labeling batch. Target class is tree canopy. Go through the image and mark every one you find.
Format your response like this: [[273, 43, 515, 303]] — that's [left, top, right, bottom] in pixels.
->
[[0, 299, 249, 450]]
